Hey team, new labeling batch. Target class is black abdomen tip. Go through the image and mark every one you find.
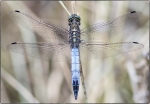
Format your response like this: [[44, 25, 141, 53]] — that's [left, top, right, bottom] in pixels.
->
[[133, 42, 139, 44], [15, 10, 20, 13], [11, 42, 17, 44], [131, 11, 136, 13]]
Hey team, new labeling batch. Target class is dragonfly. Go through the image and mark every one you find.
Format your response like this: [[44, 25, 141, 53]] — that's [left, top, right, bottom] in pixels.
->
[[7, 10, 144, 100]]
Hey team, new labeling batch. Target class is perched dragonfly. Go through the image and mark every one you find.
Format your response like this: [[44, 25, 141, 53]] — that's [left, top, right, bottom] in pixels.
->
[[7, 10, 144, 100]]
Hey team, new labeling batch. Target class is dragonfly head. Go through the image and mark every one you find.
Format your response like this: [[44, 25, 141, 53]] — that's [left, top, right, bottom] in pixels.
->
[[68, 14, 80, 26]]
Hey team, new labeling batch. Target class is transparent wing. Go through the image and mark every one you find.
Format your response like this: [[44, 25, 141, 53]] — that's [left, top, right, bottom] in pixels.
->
[[6, 42, 71, 61], [80, 11, 143, 42], [10, 10, 69, 41], [80, 42, 144, 59]]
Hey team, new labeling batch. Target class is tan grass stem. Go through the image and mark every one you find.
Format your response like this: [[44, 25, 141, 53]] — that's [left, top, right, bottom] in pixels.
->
[[59, 1, 71, 16], [1, 67, 40, 103]]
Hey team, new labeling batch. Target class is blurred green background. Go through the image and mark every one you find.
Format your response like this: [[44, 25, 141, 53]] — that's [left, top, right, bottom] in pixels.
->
[[1, 1, 149, 103]]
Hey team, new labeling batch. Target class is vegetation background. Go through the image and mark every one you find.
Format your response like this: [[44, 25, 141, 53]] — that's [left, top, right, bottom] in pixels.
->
[[1, 1, 149, 103]]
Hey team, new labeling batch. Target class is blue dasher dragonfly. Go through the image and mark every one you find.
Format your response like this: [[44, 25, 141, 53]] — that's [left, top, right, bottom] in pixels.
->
[[7, 10, 144, 100]]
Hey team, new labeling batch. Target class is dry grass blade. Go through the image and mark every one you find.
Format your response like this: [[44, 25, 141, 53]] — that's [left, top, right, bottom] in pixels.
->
[[71, 1, 77, 14], [80, 60, 88, 103], [1, 67, 40, 103], [58, 1, 71, 16]]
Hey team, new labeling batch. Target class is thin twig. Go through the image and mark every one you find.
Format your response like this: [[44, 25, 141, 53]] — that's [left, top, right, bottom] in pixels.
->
[[58, 1, 71, 16], [80, 60, 88, 103], [79, 50, 88, 102], [71, 1, 79, 15], [1, 67, 40, 103], [71, 1, 77, 14]]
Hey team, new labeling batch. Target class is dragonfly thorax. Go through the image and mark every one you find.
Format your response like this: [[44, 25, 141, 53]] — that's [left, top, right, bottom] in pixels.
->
[[68, 14, 81, 48]]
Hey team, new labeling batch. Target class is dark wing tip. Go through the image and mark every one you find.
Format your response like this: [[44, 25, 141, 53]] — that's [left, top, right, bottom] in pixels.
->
[[15, 10, 20, 13], [11, 42, 17, 44], [131, 11, 136, 13], [133, 42, 139, 44]]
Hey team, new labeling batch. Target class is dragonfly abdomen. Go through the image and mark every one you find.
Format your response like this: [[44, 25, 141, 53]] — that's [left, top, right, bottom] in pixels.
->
[[71, 48, 80, 100]]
